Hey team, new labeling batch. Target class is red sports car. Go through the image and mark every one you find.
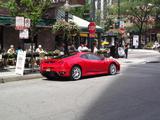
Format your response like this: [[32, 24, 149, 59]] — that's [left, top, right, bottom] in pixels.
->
[[40, 52, 120, 80]]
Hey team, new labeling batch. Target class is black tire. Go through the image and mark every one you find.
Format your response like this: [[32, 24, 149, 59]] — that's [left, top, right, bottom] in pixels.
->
[[70, 66, 82, 80], [46, 75, 54, 80], [109, 63, 117, 75]]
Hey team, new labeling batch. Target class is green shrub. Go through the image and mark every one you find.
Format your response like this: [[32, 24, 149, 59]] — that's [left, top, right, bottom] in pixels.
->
[[144, 42, 154, 49]]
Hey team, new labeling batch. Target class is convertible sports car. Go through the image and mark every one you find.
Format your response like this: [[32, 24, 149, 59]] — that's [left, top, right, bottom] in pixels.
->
[[40, 52, 120, 80]]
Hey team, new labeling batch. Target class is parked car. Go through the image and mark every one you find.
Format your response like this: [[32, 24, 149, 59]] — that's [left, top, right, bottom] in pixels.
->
[[40, 52, 120, 80]]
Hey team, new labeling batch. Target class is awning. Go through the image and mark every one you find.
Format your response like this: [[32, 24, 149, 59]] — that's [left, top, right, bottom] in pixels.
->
[[0, 16, 14, 25], [0, 16, 56, 27], [56, 9, 103, 33], [69, 15, 104, 33]]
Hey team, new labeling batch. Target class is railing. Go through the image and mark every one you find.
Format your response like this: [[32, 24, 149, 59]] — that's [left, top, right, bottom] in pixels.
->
[[0, 52, 59, 69]]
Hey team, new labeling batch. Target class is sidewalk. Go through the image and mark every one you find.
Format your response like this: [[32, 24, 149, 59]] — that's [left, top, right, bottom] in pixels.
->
[[117, 49, 160, 65], [0, 67, 42, 83]]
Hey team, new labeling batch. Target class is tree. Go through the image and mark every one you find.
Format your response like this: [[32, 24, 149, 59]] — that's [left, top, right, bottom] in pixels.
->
[[103, 17, 114, 31], [107, 0, 155, 48], [153, 0, 160, 28], [52, 20, 79, 55], [130, 2, 154, 48], [70, 2, 90, 20], [1, 0, 53, 70]]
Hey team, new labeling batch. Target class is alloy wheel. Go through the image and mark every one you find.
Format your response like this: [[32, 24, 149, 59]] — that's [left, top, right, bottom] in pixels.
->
[[71, 66, 81, 80], [109, 64, 117, 75]]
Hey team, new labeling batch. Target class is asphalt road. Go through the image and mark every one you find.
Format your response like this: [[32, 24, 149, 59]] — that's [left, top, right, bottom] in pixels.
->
[[0, 50, 160, 120]]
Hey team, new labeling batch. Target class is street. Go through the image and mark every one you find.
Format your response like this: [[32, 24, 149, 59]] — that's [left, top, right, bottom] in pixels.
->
[[0, 50, 160, 120]]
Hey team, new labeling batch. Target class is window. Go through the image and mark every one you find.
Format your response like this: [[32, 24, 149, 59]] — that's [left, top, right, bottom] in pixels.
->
[[80, 54, 88, 59], [81, 53, 102, 60]]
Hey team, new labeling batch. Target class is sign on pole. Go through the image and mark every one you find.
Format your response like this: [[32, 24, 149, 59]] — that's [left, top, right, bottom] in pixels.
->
[[24, 18, 31, 28], [15, 51, 26, 76], [19, 29, 29, 39], [119, 20, 124, 28], [88, 22, 96, 38], [15, 16, 25, 30]]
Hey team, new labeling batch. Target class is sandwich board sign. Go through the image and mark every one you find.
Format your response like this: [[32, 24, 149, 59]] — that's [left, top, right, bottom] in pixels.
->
[[15, 51, 26, 75], [133, 35, 139, 48]]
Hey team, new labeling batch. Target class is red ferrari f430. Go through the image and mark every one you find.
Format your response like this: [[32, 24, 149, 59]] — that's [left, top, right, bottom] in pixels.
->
[[40, 52, 120, 80]]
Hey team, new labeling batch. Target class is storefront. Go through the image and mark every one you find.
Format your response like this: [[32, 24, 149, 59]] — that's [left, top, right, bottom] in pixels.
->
[[69, 15, 104, 49], [0, 0, 87, 52], [0, 16, 56, 52]]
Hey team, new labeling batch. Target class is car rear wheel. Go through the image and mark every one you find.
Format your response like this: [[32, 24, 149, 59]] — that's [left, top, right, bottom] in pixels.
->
[[70, 66, 82, 80], [109, 63, 117, 75]]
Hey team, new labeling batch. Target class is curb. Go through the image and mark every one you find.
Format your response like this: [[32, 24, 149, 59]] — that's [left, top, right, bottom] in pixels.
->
[[0, 73, 43, 83]]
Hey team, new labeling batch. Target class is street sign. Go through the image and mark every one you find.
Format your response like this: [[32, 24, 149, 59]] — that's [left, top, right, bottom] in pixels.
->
[[19, 29, 29, 39], [24, 18, 31, 28], [119, 20, 124, 28], [15, 16, 24, 30], [88, 22, 96, 38], [119, 27, 125, 34]]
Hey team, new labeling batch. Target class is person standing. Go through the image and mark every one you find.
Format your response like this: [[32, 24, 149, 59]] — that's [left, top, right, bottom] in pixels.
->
[[124, 43, 129, 58], [78, 44, 84, 52], [93, 44, 98, 54]]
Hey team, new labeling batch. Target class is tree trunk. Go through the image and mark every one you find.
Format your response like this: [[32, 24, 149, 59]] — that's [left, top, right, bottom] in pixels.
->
[[138, 22, 143, 49], [30, 33, 34, 72]]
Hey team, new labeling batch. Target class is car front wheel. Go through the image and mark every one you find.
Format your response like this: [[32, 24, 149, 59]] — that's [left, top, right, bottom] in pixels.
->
[[70, 66, 82, 80], [109, 63, 117, 75]]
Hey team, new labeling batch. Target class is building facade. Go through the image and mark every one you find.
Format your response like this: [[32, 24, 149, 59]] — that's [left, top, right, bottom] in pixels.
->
[[0, 0, 85, 52]]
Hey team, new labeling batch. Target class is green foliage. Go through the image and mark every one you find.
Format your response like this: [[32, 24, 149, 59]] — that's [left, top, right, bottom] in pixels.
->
[[52, 20, 80, 40], [52, 20, 70, 33], [1, 0, 52, 25], [108, 0, 158, 33], [69, 21, 80, 36], [52, 20, 80, 55], [53, 20, 79, 34], [144, 41, 154, 49], [2, 0, 18, 16], [70, 3, 90, 19], [104, 17, 114, 31]]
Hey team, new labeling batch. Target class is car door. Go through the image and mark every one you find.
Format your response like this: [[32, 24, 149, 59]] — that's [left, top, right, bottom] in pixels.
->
[[86, 53, 106, 72]]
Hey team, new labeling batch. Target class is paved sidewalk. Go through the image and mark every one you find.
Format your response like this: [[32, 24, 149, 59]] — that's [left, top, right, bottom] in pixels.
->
[[0, 67, 42, 83], [118, 49, 160, 63]]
